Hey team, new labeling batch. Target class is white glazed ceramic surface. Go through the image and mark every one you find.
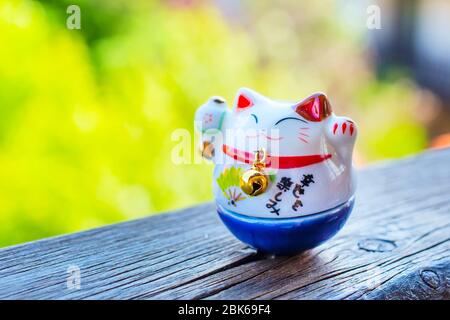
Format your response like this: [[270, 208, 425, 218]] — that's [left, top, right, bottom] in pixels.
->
[[195, 88, 357, 219]]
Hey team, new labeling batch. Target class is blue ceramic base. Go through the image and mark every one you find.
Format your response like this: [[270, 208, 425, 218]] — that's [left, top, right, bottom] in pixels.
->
[[217, 196, 355, 255]]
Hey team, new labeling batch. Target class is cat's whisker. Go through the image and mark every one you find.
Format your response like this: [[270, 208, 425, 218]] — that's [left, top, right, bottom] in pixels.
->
[[299, 133, 309, 137], [298, 137, 308, 144]]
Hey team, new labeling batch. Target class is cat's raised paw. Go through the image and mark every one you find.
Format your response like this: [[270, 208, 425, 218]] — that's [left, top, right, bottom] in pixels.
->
[[332, 119, 356, 137]]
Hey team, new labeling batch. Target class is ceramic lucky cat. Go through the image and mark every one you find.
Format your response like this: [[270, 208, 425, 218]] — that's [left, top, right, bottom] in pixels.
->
[[194, 88, 357, 254]]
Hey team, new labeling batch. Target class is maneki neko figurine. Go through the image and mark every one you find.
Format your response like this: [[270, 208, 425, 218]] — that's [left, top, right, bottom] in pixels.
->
[[195, 88, 357, 255]]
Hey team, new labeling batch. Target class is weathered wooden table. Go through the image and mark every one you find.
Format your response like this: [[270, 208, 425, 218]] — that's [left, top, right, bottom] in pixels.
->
[[0, 148, 449, 300]]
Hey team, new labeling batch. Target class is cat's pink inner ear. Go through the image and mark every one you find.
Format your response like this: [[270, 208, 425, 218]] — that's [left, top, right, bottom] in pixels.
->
[[294, 93, 332, 122], [236, 94, 253, 110]]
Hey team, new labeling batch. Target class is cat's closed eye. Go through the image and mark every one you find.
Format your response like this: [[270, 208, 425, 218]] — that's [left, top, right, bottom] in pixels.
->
[[274, 117, 307, 126]]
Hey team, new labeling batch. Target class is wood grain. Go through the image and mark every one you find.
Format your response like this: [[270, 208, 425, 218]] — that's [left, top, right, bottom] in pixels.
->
[[0, 148, 449, 300]]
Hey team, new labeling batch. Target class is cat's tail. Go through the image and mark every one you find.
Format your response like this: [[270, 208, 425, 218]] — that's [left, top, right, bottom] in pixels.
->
[[194, 96, 229, 162]]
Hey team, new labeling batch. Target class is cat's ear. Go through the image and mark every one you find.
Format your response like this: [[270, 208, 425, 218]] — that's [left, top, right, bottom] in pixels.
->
[[294, 93, 332, 122], [233, 88, 261, 112]]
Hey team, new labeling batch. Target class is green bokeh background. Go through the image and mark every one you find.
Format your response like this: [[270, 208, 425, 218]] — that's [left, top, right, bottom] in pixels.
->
[[0, 0, 427, 247]]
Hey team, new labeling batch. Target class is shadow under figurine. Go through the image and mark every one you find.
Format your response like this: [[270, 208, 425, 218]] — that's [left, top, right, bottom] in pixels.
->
[[195, 88, 357, 255]]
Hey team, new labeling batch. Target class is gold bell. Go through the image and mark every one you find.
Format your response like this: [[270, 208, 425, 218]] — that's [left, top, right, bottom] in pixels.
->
[[240, 148, 269, 197]]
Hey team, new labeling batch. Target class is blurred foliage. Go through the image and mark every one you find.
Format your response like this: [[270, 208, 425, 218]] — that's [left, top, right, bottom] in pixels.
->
[[0, 0, 427, 247]]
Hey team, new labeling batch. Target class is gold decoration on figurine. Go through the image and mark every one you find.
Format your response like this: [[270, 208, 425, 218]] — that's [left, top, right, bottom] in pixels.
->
[[240, 148, 269, 196], [200, 140, 215, 160]]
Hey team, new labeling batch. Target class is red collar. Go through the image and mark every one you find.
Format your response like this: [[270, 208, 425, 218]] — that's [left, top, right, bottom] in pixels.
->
[[222, 144, 331, 169]]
